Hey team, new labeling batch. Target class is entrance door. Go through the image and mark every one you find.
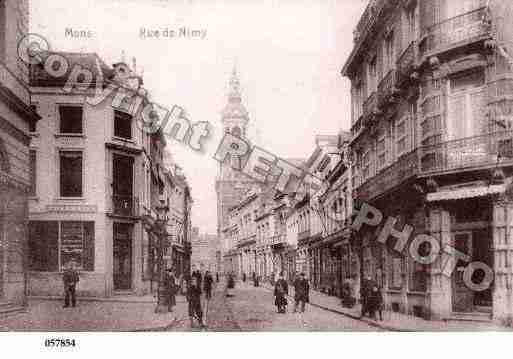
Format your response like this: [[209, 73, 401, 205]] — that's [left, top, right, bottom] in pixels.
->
[[452, 232, 474, 312], [113, 223, 132, 290]]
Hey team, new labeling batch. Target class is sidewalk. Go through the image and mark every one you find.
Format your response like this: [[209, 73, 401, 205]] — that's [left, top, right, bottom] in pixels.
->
[[0, 294, 189, 331], [260, 282, 511, 331]]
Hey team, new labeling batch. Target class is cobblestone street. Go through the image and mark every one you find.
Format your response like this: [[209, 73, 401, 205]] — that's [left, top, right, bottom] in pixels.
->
[[170, 281, 380, 331]]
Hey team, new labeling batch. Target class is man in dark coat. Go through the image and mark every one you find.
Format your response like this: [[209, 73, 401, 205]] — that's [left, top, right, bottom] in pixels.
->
[[203, 271, 213, 300], [293, 273, 309, 313], [192, 270, 203, 289], [360, 276, 377, 318], [187, 276, 204, 328], [62, 261, 80, 308], [227, 272, 235, 289], [274, 273, 288, 313], [216, 272, 219, 282], [165, 268, 177, 312], [368, 285, 383, 321]]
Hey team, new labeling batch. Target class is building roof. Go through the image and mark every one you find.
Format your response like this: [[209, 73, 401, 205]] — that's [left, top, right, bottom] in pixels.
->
[[30, 51, 113, 87]]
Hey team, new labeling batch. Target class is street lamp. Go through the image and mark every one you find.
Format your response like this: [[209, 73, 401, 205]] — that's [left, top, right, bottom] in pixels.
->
[[155, 197, 169, 314]]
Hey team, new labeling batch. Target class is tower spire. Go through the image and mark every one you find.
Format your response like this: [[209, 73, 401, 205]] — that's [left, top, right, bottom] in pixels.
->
[[228, 64, 241, 103]]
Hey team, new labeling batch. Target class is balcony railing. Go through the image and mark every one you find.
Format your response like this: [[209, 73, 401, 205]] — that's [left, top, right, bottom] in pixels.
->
[[421, 7, 491, 55], [112, 195, 139, 217], [419, 131, 513, 174], [396, 41, 417, 86], [377, 69, 399, 108], [362, 91, 378, 119], [354, 149, 419, 202], [353, 131, 513, 201]]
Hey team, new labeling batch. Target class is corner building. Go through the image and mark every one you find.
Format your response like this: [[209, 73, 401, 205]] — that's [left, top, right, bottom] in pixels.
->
[[343, 0, 513, 323]]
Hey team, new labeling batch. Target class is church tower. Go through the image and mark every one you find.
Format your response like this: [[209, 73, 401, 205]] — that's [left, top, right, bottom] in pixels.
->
[[215, 67, 257, 254]]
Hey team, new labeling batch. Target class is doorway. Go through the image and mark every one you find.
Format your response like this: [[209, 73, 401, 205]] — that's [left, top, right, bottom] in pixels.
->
[[113, 223, 132, 291], [452, 232, 474, 312]]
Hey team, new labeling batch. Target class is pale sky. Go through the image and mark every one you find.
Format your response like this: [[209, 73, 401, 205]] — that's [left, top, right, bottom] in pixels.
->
[[30, 0, 367, 234]]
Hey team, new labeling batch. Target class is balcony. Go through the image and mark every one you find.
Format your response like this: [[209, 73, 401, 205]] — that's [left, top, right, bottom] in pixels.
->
[[419, 131, 513, 175], [354, 149, 419, 202], [353, 131, 513, 201], [362, 91, 378, 120], [298, 229, 311, 245], [421, 7, 491, 57], [377, 69, 400, 109], [396, 41, 417, 88], [112, 195, 139, 217]]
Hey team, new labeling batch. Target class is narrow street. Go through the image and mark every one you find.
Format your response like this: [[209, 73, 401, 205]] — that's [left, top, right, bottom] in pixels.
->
[[170, 281, 380, 331]]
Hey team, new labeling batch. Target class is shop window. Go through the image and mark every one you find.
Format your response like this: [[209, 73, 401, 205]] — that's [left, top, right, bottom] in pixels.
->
[[59, 105, 83, 134], [28, 221, 58, 271], [114, 110, 132, 139], [28, 221, 94, 271], [60, 151, 83, 197]]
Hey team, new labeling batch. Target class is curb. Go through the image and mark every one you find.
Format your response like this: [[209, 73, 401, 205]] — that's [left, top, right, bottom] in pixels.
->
[[28, 295, 187, 304], [260, 284, 405, 332]]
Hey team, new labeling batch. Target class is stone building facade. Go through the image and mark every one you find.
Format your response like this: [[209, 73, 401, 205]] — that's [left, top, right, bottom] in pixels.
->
[[0, 0, 39, 310], [27, 51, 191, 297], [343, 0, 513, 323]]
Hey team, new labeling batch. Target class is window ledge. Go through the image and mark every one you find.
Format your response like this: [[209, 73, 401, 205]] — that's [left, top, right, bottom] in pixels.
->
[[55, 133, 85, 138], [54, 197, 85, 201], [112, 136, 136, 144], [28, 196, 39, 201]]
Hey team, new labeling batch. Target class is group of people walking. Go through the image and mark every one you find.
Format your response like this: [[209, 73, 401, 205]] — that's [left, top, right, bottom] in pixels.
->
[[273, 272, 310, 314]]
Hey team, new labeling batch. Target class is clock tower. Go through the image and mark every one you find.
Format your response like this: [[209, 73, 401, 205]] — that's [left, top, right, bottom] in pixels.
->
[[215, 67, 258, 259]]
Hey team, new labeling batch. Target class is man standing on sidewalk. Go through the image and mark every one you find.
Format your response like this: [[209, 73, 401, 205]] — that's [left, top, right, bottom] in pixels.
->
[[293, 272, 309, 313], [63, 261, 79, 308], [187, 276, 205, 328], [203, 270, 213, 300], [165, 268, 178, 312]]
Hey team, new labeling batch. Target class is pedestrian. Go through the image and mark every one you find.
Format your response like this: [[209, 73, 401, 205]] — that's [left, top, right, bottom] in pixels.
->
[[360, 275, 376, 318], [216, 272, 219, 283], [274, 272, 288, 313], [165, 268, 177, 312], [227, 272, 235, 289], [192, 269, 203, 290], [242, 272, 246, 282], [187, 276, 205, 328], [204, 270, 213, 300], [293, 272, 309, 313], [368, 285, 383, 321], [62, 261, 79, 308]]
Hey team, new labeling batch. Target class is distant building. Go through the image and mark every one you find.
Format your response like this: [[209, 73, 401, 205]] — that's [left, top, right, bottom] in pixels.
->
[[190, 227, 218, 272]]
